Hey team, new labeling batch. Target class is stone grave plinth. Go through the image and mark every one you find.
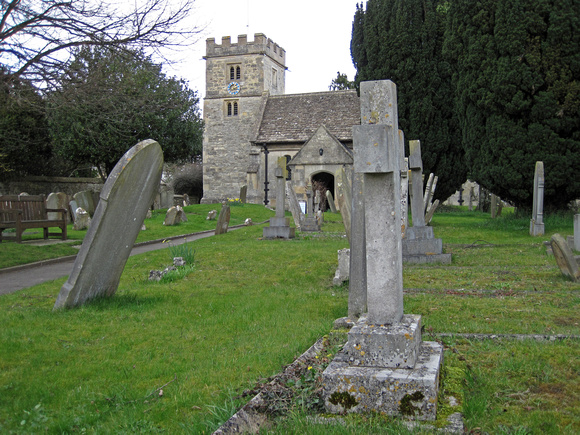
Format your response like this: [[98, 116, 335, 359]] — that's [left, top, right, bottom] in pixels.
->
[[403, 140, 451, 265], [322, 80, 442, 421], [263, 164, 295, 239]]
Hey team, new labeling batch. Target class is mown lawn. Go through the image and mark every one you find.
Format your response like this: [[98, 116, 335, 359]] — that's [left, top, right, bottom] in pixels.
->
[[0, 206, 578, 433]]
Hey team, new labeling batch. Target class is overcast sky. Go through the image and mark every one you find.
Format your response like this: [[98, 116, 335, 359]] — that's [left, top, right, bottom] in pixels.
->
[[167, 0, 360, 98]]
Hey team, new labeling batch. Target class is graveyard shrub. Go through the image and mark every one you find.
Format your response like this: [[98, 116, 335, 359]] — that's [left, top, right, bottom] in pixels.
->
[[170, 162, 203, 203], [443, 0, 580, 209]]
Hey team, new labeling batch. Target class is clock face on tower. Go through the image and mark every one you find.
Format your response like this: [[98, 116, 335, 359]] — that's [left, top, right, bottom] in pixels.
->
[[227, 82, 240, 95]]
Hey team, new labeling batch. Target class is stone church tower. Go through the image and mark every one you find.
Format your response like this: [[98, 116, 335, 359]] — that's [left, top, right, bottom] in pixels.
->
[[201, 33, 360, 207], [201, 34, 287, 204]]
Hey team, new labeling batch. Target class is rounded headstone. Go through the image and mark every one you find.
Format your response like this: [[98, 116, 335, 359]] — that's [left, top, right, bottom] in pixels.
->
[[54, 140, 163, 309]]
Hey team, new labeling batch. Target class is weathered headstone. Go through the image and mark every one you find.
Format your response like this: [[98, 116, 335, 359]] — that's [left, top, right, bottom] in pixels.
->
[[326, 190, 337, 213], [54, 140, 163, 310], [215, 202, 231, 235], [176, 205, 188, 222], [47, 192, 69, 222], [206, 210, 217, 220], [263, 164, 295, 239], [73, 208, 91, 230], [285, 182, 303, 230], [530, 161, 545, 236], [336, 167, 352, 243], [69, 199, 79, 222], [491, 194, 499, 219], [323, 80, 442, 420], [74, 190, 96, 217], [164, 206, 179, 226], [409, 141, 426, 228], [423, 173, 435, 216], [550, 234, 580, 282], [425, 199, 440, 225], [239, 185, 247, 204], [333, 248, 350, 286]]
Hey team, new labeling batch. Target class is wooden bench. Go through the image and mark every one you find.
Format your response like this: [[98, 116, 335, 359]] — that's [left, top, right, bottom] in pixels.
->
[[0, 195, 67, 243]]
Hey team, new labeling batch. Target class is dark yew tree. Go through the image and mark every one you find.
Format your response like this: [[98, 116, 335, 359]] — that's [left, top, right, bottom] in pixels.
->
[[48, 47, 203, 178], [0, 69, 52, 179], [351, 0, 466, 201], [444, 0, 580, 209]]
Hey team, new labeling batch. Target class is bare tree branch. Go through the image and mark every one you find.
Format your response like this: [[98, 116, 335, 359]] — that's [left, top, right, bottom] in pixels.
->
[[0, 0, 200, 86]]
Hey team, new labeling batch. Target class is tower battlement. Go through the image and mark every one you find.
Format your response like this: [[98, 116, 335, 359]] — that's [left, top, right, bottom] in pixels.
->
[[205, 33, 286, 67]]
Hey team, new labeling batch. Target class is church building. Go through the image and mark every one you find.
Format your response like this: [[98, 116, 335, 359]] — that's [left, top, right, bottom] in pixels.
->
[[201, 33, 360, 207]]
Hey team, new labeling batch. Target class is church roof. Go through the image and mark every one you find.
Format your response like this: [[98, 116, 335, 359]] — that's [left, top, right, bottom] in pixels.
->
[[254, 90, 360, 144]]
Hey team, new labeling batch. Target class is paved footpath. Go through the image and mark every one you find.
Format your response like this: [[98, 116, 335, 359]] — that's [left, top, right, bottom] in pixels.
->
[[0, 228, 231, 296]]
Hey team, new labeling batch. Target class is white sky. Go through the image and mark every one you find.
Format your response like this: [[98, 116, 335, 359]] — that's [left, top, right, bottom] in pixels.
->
[[166, 0, 360, 98]]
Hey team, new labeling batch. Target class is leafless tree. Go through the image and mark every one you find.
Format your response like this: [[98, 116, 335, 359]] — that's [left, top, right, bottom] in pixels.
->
[[0, 0, 200, 87]]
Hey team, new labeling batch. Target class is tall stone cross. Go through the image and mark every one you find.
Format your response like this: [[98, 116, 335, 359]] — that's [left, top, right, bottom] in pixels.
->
[[530, 161, 545, 236], [353, 80, 403, 325]]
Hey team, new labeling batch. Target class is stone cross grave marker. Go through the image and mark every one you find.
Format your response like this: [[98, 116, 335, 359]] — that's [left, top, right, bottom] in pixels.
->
[[263, 157, 294, 239], [322, 80, 443, 420], [54, 140, 163, 310], [530, 161, 545, 236]]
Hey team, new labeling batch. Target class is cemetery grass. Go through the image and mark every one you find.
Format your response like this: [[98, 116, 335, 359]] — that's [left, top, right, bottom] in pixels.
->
[[0, 204, 276, 269], [0, 208, 578, 433]]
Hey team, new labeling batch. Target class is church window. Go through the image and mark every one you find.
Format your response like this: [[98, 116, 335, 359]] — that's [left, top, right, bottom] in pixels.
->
[[272, 68, 278, 89], [229, 64, 242, 81], [226, 100, 239, 117]]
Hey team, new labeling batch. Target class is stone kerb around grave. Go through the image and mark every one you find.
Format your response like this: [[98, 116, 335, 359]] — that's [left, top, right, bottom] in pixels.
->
[[54, 140, 163, 310]]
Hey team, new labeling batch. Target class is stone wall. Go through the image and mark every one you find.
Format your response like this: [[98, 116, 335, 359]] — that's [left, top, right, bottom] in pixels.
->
[[0, 176, 103, 196]]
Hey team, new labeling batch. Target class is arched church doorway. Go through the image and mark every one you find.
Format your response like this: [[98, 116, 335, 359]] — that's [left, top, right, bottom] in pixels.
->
[[311, 172, 335, 212]]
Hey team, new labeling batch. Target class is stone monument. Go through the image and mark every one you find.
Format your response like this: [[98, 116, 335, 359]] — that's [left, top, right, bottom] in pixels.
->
[[215, 202, 231, 235], [263, 157, 295, 239], [530, 161, 545, 236], [403, 140, 451, 264], [550, 234, 580, 282], [285, 182, 304, 231], [300, 183, 320, 232], [322, 80, 443, 421], [54, 140, 163, 310], [47, 192, 69, 222]]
